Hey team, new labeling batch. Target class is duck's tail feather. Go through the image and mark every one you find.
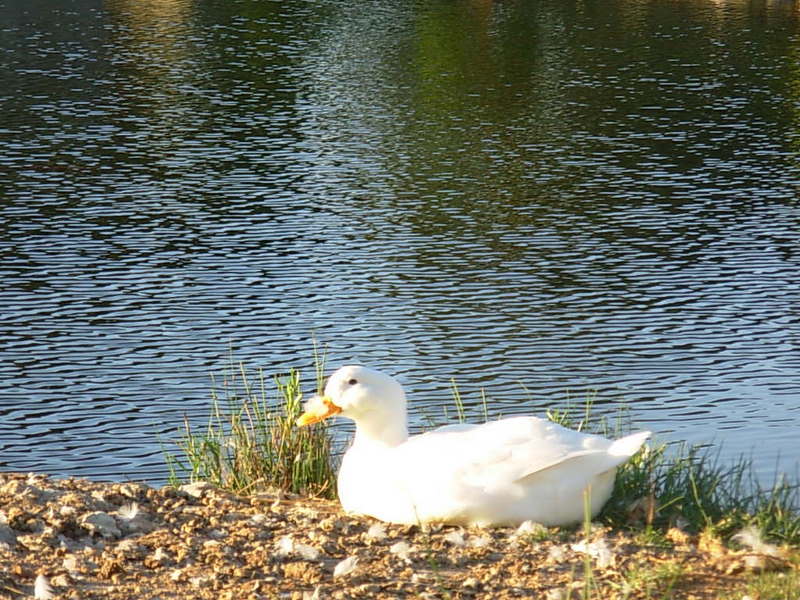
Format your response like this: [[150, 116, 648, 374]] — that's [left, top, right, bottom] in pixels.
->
[[608, 431, 651, 458]]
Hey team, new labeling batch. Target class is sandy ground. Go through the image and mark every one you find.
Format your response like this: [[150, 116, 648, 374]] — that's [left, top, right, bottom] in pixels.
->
[[0, 472, 792, 599]]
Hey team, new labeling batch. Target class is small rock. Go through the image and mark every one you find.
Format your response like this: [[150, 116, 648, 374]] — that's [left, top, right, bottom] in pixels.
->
[[295, 542, 321, 561], [547, 544, 568, 563], [421, 522, 442, 534], [365, 522, 387, 541], [189, 575, 213, 588], [250, 514, 268, 526], [512, 520, 548, 540], [0, 523, 17, 547], [98, 556, 125, 579], [153, 547, 169, 562], [276, 535, 294, 557], [116, 482, 147, 499], [80, 512, 121, 539], [389, 540, 413, 563], [62, 555, 80, 572], [469, 533, 492, 548], [571, 538, 616, 568], [180, 481, 211, 499], [116, 539, 145, 558], [444, 529, 465, 547]]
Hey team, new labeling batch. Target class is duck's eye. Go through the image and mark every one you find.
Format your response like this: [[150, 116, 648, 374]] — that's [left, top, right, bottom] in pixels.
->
[[347, 378, 358, 386]]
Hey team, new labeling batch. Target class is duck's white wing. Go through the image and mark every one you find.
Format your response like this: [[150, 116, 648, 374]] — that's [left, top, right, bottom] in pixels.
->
[[396, 416, 645, 497]]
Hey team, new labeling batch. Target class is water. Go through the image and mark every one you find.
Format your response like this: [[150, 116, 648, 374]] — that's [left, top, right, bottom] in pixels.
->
[[1, 0, 799, 485]]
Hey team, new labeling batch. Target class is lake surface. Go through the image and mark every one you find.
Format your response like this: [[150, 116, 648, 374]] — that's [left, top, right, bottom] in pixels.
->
[[1, 0, 799, 486]]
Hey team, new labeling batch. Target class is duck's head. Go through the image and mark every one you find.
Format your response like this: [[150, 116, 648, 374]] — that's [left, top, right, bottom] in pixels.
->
[[297, 365, 408, 444]]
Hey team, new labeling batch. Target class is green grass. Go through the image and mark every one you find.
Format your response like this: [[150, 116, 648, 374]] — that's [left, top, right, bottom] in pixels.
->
[[163, 361, 337, 498], [615, 559, 685, 600], [544, 398, 800, 546], [594, 436, 800, 547], [722, 563, 800, 600], [607, 441, 800, 543]]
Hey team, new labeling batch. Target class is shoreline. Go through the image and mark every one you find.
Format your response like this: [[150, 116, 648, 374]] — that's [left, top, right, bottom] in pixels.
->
[[0, 472, 794, 599]]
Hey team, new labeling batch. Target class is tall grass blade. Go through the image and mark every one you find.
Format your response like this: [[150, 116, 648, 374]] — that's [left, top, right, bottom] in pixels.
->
[[165, 362, 337, 498]]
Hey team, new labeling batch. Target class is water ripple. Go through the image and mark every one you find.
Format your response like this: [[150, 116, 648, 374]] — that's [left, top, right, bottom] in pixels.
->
[[1, 0, 799, 485]]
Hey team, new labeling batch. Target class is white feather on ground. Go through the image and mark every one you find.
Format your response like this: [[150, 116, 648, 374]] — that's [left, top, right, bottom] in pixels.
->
[[34, 574, 54, 600]]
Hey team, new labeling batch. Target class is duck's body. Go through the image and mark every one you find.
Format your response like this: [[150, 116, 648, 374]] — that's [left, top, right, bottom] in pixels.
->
[[298, 365, 650, 527]]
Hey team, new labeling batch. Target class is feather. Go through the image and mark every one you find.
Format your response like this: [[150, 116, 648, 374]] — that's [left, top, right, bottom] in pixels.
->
[[333, 556, 359, 578], [34, 574, 54, 600]]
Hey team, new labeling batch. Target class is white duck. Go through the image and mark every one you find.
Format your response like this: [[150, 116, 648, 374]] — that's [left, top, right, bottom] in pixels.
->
[[297, 365, 650, 527]]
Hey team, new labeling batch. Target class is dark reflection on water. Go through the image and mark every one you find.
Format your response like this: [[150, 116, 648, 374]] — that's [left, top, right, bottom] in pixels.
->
[[0, 0, 798, 484]]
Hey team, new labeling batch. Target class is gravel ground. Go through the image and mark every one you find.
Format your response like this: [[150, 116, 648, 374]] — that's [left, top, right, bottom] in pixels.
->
[[0, 472, 791, 599]]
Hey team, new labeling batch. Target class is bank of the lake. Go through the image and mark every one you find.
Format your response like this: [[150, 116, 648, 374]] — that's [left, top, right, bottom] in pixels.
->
[[0, 472, 796, 600]]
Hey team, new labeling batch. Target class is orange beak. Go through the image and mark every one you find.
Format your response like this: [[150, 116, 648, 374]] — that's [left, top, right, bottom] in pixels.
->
[[296, 395, 342, 426]]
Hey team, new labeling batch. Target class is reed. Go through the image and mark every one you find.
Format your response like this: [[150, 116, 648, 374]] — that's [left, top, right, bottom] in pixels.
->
[[164, 362, 337, 498]]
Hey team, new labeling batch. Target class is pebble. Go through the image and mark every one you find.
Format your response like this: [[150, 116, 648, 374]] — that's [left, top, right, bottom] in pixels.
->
[[180, 481, 211, 498], [0, 523, 17, 547], [81, 511, 122, 539]]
